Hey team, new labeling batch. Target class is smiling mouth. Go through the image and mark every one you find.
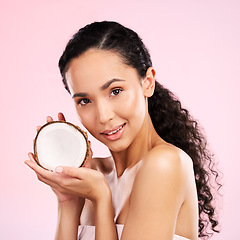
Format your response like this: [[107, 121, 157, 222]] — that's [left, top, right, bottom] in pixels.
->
[[102, 123, 126, 136]]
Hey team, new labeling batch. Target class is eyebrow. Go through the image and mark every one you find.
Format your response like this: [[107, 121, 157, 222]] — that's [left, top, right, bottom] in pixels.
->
[[72, 78, 125, 98], [100, 78, 125, 90]]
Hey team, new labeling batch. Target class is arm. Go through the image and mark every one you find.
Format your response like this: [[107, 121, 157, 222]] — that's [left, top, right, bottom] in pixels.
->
[[55, 198, 84, 240], [121, 147, 193, 240], [94, 180, 118, 240]]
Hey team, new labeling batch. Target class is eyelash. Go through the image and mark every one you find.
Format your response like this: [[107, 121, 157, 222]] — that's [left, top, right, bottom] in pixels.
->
[[77, 88, 123, 106], [77, 98, 90, 106], [110, 88, 123, 96]]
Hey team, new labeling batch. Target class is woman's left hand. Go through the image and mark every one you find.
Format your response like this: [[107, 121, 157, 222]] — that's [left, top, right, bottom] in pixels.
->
[[25, 153, 110, 204]]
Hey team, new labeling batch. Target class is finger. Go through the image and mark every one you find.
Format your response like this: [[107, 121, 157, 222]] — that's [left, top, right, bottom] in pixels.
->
[[83, 141, 93, 168], [27, 153, 73, 182], [36, 126, 41, 132], [88, 141, 92, 154], [84, 151, 92, 168], [58, 112, 66, 122], [35, 172, 60, 189], [55, 166, 91, 179], [25, 154, 50, 176], [46, 116, 53, 123], [25, 158, 41, 171], [28, 152, 37, 163], [25, 158, 63, 187], [83, 158, 91, 168], [25, 157, 77, 193]]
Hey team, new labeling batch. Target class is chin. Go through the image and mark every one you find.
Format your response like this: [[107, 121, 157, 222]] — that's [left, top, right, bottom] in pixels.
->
[[107, 140, 131, 153]]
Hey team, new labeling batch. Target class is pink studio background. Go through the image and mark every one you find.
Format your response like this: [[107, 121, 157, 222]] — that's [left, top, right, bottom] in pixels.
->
[[0, 0, 239, 239]]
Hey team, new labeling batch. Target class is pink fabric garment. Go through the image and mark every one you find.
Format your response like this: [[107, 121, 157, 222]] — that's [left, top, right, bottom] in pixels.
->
[[78, 224, 190, 240]]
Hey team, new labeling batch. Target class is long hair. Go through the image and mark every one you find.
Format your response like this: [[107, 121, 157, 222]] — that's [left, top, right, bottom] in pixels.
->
[[58, 21, 221, 238]]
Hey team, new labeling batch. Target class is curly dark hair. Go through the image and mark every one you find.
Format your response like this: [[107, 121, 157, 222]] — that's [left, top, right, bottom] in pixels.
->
[[58, 21, 221, 238]]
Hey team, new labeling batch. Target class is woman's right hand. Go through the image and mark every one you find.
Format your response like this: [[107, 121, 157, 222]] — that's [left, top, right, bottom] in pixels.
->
[[28, 112, 90, 205]]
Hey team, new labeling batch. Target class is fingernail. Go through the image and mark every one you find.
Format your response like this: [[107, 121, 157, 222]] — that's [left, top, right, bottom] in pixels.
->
[[55, 166, 63, 173]]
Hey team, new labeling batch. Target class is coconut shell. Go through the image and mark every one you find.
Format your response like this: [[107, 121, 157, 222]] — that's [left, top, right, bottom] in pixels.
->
[[33, 121, 90, 171]]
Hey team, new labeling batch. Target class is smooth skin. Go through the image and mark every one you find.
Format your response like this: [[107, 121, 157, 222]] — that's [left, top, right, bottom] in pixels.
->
[[25, 49, 198, 240]]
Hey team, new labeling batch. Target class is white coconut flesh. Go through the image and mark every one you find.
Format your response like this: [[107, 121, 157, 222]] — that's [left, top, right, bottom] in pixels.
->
[[34, 122, 88, 171]]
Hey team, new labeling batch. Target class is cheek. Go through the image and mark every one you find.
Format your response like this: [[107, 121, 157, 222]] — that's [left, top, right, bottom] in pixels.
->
[[120, 88, 146, 122], [75, 107, 95, 132]]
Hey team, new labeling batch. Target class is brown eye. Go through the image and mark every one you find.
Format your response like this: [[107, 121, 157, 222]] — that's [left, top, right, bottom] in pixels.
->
[[78, 98, 91, 106], [110, 88, 122, 96]]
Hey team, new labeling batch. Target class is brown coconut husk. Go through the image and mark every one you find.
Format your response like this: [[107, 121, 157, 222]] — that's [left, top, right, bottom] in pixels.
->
[[33, 121, 90, 170]]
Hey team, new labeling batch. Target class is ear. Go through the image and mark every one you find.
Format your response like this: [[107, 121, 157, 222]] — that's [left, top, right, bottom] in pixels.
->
[[143, 67, 156, 97]]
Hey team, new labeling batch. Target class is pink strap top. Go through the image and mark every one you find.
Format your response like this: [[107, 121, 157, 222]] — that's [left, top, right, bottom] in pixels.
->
[[78, 224, 190, 240]]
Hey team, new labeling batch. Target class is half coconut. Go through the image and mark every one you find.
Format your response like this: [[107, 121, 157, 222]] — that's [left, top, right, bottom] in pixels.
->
[[34, 121, 89, 171]]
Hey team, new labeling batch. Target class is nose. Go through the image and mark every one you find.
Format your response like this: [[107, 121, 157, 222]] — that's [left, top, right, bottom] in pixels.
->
[[95, 100, 115, 124]]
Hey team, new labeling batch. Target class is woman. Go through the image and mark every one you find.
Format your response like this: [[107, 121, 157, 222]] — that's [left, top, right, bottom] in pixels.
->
[[25, 21, 220, 240]]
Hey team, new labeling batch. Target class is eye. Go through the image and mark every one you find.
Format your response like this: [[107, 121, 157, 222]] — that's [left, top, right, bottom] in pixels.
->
[[110, 88, 123, 96], [77, 98, 91, 106]]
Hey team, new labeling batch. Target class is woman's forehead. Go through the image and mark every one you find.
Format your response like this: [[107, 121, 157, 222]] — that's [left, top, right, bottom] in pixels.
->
[[66, 49, 139, 87]]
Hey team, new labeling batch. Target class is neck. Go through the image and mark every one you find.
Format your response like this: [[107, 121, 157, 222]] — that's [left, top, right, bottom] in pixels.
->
[[110, 113, 160, 178]]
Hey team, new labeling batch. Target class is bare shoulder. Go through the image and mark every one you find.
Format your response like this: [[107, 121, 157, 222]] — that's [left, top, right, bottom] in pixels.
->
[[133, 143, 195, 200], [140, 143, 194, 179], [91, 156, 114, 174]]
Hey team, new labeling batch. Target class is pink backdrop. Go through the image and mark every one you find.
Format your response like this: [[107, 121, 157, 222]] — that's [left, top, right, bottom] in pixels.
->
[[1, 0, 239, 239]]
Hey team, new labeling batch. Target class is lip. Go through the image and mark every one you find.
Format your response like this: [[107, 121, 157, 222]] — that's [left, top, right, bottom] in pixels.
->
[[101, 123, 126, 141], [101, 123, 126, 135]]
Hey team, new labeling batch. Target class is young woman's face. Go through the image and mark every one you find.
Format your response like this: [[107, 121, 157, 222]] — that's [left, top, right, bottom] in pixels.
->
[[65, 49, 148, 152]]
